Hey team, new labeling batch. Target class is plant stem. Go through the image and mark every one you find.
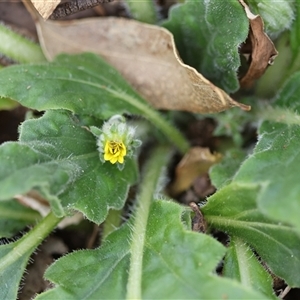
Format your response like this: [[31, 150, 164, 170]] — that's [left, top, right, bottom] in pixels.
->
[[146, 109, 190, 153], [256, 105, 300, 126], [125, 0, 157, 24], [126, 145, 171, 300], [111, 89, 190, 153], [231, 237, 253, 286], [0, 212, 61, 271], [0, 23, 46, 63]]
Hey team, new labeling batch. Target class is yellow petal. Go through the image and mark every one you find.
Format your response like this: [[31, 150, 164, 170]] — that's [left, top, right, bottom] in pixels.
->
[[110, 157, 118, 164], [104, 152, 113, 161], [121, 143, 127, 156], [104, 141, 110, 153], [104, 140, 127, 165]]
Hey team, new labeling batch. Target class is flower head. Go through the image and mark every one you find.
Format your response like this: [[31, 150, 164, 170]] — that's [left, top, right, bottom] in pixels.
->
[[90, 115, 141, 170], [104, 140, 126, 164]]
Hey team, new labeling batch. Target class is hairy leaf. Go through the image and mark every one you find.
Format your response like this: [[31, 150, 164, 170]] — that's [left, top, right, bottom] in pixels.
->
[[234, 122, 300, 231], [36, 201, 267, 299], [0, 52, 189, 153], [204, 72, 300, 287], [0, 110, 137, 223], [203, 184, 300, 287], [163, 0, 249, 93], [234, 72, 300, 230], [224, 237, 275, 299], [0, 53, 149, 120]]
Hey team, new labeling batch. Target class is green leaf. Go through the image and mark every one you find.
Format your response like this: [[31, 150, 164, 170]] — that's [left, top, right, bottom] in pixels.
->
[[255, 32, 294, 99], [205, 72, 300, 288], [248, 0, 295, 38], [124, 0, 157, 24], [233, 72, 300, 231], [162, 0, 249, 93], [0, 110, 137, 223], [256, 3, 300, 98], [0, 98, 18, 110], [0, 52, 189, 153], [203, 184, 300, 287], [36, 146, 266, 299], [0, 52, 147, 118], [224, 237, 275, 299], [36, 201, 267, 300], [290, 1, 300, 59], [0, 212, 60, 300], [0, 199, 41, 238], [234, 121, 300, 231]]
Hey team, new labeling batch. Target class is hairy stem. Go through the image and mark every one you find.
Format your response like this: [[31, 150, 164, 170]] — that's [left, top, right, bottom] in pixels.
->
[[231, 237, 253, 286], [0, 23, 46, 63], [126, 145, 171, 300], [0, 212, 61, 271], [146, 109, 190, 153], [256, 105, 300, 126]]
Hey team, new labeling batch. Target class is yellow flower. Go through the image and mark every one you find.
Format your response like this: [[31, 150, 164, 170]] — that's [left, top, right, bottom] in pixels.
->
[[104, 140, 127, 164], [90, 115, 141, 170]]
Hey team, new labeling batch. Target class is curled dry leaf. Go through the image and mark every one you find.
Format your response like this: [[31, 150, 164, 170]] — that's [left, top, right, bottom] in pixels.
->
[[239, 0, 278, 88], [189, 202, 207, 233], [30, 0, 61, 20], [25, 2, 250, 114], [169, 147, 222, 196]]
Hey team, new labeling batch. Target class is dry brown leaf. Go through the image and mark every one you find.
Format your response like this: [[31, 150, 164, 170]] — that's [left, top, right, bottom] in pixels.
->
[[15, 190, 83, 228], [31, 0, 61, 20], [24, 2, 250, 114], [189, 202, 207, 233], [169, 147, 222, 196], [239, 0, 278, 88]]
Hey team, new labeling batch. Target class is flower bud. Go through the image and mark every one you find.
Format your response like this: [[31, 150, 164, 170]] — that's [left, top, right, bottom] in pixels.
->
[[90, 115, 142, 170]]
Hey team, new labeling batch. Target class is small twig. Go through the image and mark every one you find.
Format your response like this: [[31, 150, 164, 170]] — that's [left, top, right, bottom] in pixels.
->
[[279, 286, 291, 299], [50, 0, 114, 19], [86, 224, 100, 249], [189, 202, 207, 233]]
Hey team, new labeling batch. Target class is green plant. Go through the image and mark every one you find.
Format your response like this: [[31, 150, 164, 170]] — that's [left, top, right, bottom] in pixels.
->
[[1, 1, 300, 299]]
